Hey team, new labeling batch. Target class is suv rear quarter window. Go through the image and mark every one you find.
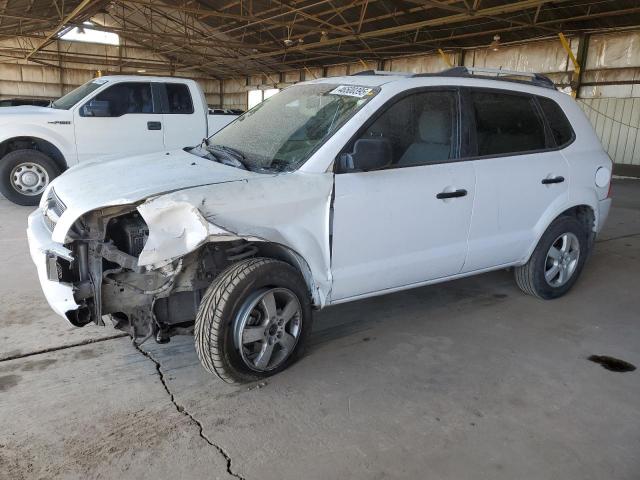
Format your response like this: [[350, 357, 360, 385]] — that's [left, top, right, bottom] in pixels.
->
[[537, 96, 575, 148], [470, 90, 547, 156]]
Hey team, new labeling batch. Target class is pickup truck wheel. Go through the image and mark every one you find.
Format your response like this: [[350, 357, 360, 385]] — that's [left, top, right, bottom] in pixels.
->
[[195, 257, 313, 384], [0, 149, 60, 206], [514, 216, 588, 300]]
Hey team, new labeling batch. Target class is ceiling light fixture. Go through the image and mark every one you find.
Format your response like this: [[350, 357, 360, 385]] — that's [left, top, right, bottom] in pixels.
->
[[489, 34, 501, 52]]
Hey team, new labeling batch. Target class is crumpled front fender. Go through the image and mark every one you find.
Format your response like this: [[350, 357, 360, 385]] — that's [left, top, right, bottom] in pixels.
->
[[135, 172, 334, 306]]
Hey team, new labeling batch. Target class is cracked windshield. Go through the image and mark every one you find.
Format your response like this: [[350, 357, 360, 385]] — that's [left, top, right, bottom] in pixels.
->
[[206, 83, 379, 172]]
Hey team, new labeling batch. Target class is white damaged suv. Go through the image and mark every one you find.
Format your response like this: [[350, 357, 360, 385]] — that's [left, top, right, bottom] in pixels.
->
[[27, 67, 612, 383]]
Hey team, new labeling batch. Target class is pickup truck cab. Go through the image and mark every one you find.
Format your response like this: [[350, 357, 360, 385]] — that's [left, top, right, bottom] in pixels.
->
[[0, 75, 237, 205], [27, 67, 612, 383]]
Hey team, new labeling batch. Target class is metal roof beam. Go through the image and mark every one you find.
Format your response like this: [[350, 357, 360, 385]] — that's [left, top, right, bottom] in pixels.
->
[[25, 0, 97, 59]]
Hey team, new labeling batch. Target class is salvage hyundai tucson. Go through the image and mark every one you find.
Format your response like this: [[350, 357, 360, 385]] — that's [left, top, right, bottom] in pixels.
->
[[27, 67, 613, 383]]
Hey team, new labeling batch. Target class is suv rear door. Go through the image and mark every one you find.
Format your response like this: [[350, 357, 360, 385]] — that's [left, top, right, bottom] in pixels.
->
[[462, 88, 570, 272], [330, 89, 476, 301]]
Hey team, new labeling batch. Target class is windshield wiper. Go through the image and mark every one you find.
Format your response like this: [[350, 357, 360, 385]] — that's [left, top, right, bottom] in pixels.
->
[[207, 144, 245, 160], [206, 144, 250, 170]]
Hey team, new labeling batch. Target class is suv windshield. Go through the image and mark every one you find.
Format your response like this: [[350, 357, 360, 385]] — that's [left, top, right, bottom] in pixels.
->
[[207, 83, 378, 171], [51, 79, 108, 110]]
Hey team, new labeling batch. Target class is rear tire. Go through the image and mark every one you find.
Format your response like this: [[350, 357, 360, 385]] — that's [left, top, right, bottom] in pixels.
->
[[514, 216, 589, 300], [195, 257, 313, 384], [0, 149, 60, 206]]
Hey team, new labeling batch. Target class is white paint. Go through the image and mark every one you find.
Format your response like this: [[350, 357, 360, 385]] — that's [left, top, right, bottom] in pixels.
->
[[331, 162, 475, 300], [464, 150, 569, 272], [27, 71, 612, 321], [0, 75, 237, 167], [27, 209, 78, 320]]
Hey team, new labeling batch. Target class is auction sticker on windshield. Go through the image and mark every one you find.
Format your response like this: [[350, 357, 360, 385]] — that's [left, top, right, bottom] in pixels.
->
[[329, 85, 373, 98]]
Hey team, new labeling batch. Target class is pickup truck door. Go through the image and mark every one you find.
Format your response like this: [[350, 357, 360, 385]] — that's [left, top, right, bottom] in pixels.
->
[[73, 81, 165, 162], [160, 82, 208, 149], [330, 89, 476, 301]]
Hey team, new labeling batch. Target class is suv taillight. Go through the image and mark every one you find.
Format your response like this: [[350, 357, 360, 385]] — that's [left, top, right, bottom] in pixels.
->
[[607, 181, 613, 198]]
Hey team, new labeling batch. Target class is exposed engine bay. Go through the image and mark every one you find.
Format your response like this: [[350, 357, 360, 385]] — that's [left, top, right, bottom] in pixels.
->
[[62, 206, 258, 344]]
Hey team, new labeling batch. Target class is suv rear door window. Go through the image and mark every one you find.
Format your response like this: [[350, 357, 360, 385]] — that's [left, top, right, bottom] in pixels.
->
[[538, 96, 574, 148], [359, 90, 459, 167], [165, 83, 194, 114], [470, 91, 546, 156]]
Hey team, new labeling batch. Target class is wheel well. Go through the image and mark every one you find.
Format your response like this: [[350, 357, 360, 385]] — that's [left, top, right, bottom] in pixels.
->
[[0, 137, 67, 172], [560, 205, 596, 250], [254, 242, 321, 307]]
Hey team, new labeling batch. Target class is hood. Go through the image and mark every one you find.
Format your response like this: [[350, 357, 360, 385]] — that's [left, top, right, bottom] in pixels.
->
[[0, 105, 70, 123], [0, 105, 58, 116], [49, 149, 262, 240]]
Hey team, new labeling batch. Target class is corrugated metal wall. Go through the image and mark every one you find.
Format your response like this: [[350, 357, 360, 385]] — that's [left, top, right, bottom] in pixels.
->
[[1, 31, 639, 171], [579, 98, 640, 167]]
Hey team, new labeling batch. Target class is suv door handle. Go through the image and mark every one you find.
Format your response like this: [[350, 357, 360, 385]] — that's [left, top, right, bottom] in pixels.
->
[[147, 121, 162, 130], [541, 176, 564, 185], [436, 189, 467, 200]]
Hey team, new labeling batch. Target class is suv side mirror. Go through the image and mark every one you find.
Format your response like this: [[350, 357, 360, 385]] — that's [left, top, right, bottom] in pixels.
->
[[81, 100, 111, 117], [338, 138, 392, 172]]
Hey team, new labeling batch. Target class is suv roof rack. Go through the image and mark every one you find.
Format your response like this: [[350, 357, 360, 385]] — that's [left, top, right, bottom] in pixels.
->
[[350, 70, 413, 77], [349, 66, 556, 90], [416, 66, 556, 90]]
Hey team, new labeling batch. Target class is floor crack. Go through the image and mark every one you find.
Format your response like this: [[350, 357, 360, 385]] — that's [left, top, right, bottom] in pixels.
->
[[132, 342, 246, 480], [0, 333, 128, 363], [596, 232, 640, 244]]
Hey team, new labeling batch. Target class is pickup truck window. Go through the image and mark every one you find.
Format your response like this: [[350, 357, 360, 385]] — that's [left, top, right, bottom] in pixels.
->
[[82, 82, 153, 117], [165, 83, 194, 114], [208, 83, 378, 171], [51, 79, 107, 110]]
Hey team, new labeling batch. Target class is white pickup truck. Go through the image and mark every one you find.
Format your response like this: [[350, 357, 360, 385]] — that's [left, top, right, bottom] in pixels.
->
[[0, 75, 238, 205]]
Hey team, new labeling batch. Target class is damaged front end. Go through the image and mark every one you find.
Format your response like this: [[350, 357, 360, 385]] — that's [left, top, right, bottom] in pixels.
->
[[63, 205, 258, 344]]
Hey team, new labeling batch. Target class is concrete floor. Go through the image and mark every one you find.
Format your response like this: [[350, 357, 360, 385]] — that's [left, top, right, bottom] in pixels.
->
[[1, 180, 638, 480]]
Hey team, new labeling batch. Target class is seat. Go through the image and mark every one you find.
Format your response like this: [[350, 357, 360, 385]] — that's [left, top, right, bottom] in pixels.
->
[[398, 109, 452, 166]]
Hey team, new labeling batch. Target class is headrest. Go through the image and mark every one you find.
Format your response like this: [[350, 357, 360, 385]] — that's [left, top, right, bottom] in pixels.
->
[[418, 109, 451, 145]]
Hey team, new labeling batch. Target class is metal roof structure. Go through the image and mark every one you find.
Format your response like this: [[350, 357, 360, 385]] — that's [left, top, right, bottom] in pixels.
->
[[1, 0, 639, 78]]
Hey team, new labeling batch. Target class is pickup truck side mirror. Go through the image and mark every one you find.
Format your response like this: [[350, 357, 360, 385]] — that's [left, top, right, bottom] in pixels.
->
[[81, 100, 111, 117], [338, 138, 392, 172]]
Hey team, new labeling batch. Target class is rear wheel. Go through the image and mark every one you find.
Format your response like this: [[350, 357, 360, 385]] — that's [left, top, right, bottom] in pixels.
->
[[195, 258, 313, 383], [0, 149, 60, 206], [514, 216, 589, 299]]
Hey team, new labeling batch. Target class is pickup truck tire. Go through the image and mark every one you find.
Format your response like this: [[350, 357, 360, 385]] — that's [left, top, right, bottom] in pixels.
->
[[0, 149, 60, 206], [514, 216, 588, 300], [195, 257, 313, 384]]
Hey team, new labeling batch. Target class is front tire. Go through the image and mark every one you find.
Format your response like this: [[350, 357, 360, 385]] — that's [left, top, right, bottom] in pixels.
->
[[195, 258, 313, 384], [515, 216, 589, 300], [0, 149, 60, 206]]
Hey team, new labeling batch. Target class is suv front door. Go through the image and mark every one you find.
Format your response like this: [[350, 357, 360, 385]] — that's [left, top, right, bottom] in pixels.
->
[[74, 82, 165, 162], [330, 89, 476, 301], [462, 89, 570, 272]]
